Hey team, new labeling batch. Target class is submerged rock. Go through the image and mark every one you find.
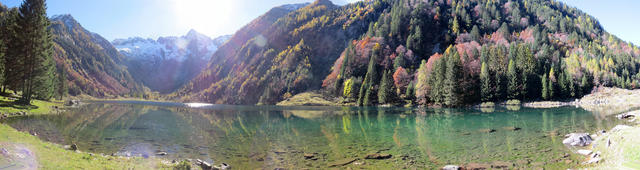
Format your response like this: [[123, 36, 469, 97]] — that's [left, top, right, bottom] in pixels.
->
[[502, 126, 522, 131], [478, 129, 497, 133], [328, 158, 358, 167], [303, 153, 316, 160], [364, 153, 392, 159], [491, 161, 513, 169], [442, 165, 461, 170], [465, 163, 490, 170], [562, 133, 593, 146]]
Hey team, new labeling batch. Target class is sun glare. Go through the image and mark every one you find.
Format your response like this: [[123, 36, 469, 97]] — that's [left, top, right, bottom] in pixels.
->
[[173, 0, 233, 36]]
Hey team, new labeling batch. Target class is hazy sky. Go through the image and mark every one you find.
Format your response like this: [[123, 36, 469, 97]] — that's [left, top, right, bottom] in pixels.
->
[[1, 0, 638, 45]]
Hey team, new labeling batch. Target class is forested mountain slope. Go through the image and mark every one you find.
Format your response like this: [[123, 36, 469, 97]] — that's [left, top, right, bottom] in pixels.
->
[[175, 0, 385, 104], [178, 0, 640, 106], [49, 15, 143, 97]]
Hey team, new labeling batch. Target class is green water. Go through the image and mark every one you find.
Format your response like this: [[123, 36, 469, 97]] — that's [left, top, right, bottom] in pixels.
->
[[2, 102, 626, 169]]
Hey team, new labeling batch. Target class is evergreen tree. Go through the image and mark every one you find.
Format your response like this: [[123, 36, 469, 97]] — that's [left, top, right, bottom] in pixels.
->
[[405, 81, 414, 100], [542, 73, 549, 100], [428, 57, 446, 104], [548, 70, 554, 99], [16, 0, 56, 103], [507, 59, 519, 99], [444, 50, 462, 106], [55, 66, 66, 100], [393, 52, 405, 70], [2, 9, 22, 94], [480, 62, 492, 101], [470, 25, 481, 42], [358, 43, 381, 106], [378, 70, 395, 104]]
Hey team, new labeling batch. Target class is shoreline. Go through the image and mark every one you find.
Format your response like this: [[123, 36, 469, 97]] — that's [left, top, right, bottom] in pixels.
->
[[1, 87, 639, 169]]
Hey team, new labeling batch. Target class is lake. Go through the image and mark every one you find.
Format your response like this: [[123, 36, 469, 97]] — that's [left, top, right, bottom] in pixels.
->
[[2, 101, 625, 169]]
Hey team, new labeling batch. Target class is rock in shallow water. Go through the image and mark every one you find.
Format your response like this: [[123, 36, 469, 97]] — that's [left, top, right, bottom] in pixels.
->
[[365, 153, 392, 159], [562, 133, 593, 146], [328, 158, 359, 167], [442, 165, 461, 170]]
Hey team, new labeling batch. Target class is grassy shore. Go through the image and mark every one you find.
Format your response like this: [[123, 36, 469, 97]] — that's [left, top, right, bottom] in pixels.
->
[[589, 123, 640, 169], [0, 97, 178, 169]]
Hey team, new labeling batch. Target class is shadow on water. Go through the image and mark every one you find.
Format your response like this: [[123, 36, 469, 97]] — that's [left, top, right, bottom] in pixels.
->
[[2, 102, 626, 169]]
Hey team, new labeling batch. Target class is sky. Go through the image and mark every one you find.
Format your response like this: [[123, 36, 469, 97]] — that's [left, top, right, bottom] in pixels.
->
[[0, 0, 638, 45]]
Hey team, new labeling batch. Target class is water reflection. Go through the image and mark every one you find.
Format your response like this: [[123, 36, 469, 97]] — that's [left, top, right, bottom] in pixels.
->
[[3, 103, 625, 169]]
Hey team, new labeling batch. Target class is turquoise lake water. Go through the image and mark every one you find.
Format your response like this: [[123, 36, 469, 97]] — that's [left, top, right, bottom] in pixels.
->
[[2, 102, 626, 169]]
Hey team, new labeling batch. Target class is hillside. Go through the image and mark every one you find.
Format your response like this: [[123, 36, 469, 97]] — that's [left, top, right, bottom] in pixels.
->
[[112, 30, 230, 93], [174, 0, 384, 104], [177, 0, 640, 106], [49, 15, 143, 97]]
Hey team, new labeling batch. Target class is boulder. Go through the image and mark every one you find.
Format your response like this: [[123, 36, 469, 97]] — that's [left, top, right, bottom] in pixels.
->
[[442, 165, 461, 170], [562, 133, 593, 146], [478, 129, 497, 133], [491, 161, 513, 169], [577, 149, 592, 156], [65, 100, 81, 106], [195, 159, 213, 170], [365, 153, 392, 159], [303, 153, 315, 159], [465, 163, 490, 170], [502, 127, 522, 131], [328, 158, 358, 167], [616, 113, 635, 119]]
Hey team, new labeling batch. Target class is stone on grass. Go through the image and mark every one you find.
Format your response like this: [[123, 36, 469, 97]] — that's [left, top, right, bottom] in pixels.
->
[[562, 133, 593, 146], [442, 165, 461, 170], [577, 149, 592, 156]]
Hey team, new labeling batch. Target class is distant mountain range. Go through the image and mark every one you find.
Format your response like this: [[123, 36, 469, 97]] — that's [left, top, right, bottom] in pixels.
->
[[112, 30, 230, 93]]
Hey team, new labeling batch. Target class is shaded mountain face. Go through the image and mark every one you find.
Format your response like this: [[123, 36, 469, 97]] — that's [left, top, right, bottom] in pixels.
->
[[50, 15, 143, 97], [178, 0, 639, 105], [112, 31, 230, 93]]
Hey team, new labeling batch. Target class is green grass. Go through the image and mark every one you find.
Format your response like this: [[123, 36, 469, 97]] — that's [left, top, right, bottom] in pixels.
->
[[0, 96, 62, 116], [0, 95, 184, 169], [0, 124, 174, 169], [589, 124, 640, 170]]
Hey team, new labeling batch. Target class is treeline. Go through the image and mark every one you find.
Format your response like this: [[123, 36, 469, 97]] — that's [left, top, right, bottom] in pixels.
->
[[0, 0, 61, 104], [324, 0, 640, 106]]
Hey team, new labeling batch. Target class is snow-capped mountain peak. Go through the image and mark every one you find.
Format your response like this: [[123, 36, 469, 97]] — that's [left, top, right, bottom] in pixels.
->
[[112, 30, 229, 62]]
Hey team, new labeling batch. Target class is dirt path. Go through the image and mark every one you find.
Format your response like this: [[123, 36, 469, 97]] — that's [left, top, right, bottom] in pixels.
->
[[0, 143, 38, 170]]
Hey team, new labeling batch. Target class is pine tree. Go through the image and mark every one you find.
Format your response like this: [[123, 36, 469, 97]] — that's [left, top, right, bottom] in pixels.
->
[[480, 62, 492, 101], [444, 50, 462, 106], [542, 73, 549, 100], [428, 57, 446, 104], [378, 70, 395, 104], [405, 82, 414, 100], [452, 16, 460, 35], [507, 59, 519, 99], [470, 25, 481, 42], [358, 43, 381, 106], [16, 0, 56, 103], [548, 72, 554, 100], [2, 9, 23, 94]]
